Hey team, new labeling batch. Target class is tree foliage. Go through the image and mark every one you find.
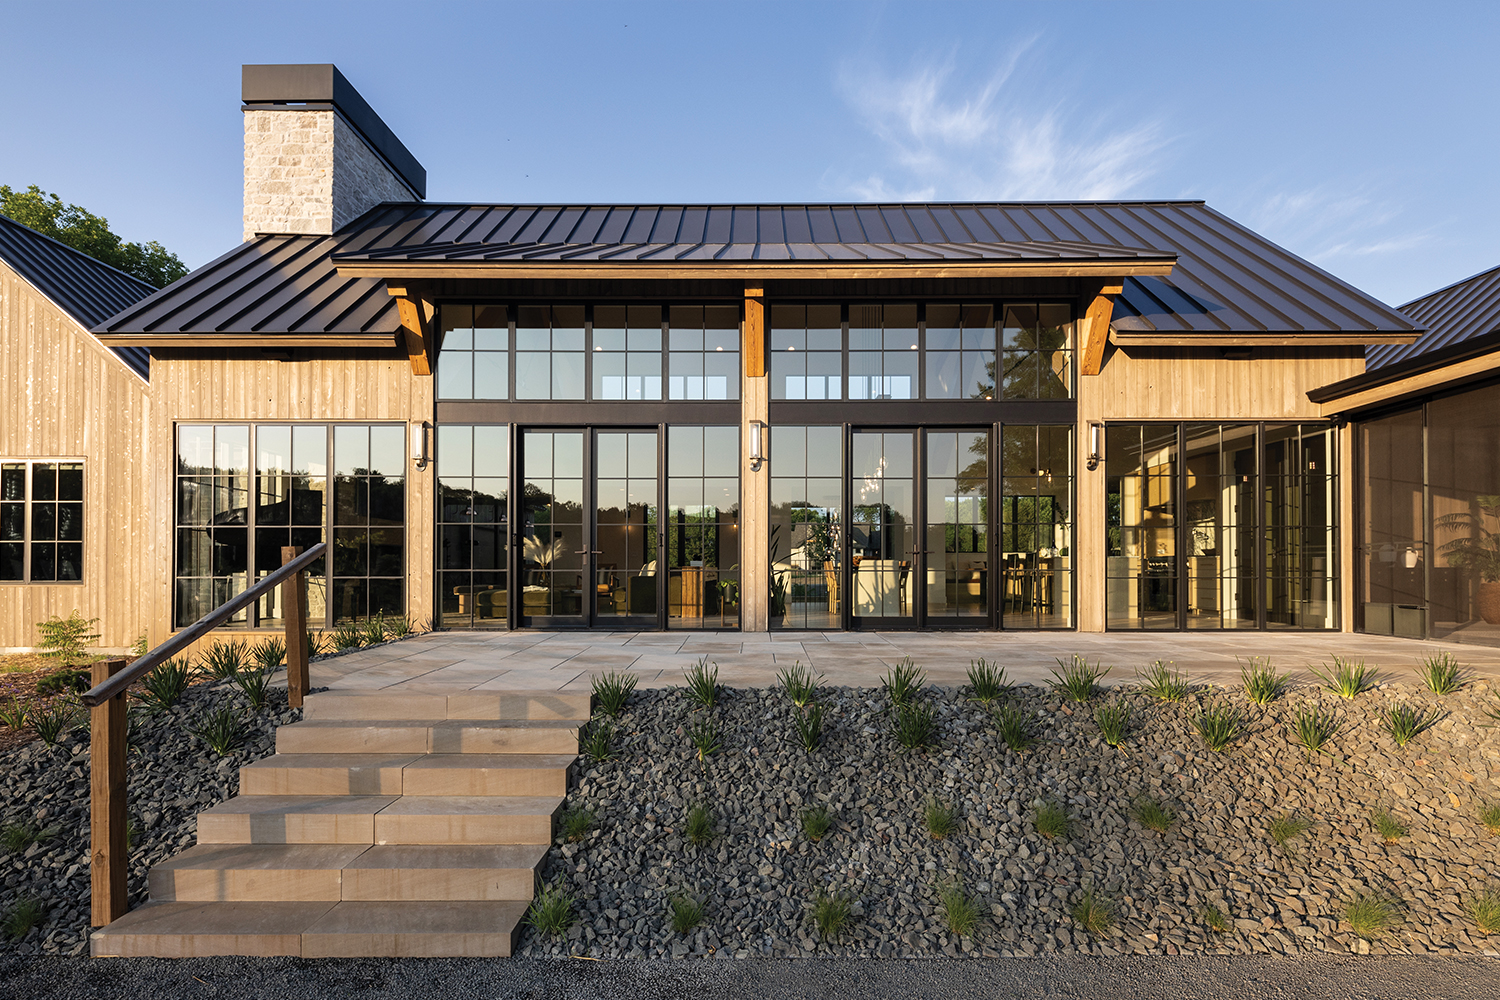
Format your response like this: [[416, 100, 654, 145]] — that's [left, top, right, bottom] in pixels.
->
[[0, 184, 187, 288]]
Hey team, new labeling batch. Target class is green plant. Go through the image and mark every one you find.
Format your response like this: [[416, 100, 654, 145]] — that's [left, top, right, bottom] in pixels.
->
[[810, 889, 852, 940], [800, 805, 833, 843], [1436, 494, 1500, 582], [526, 881, 574, 937], [1371, 806, 1408, 842], [201, 640, 246, 681], [881, 657, 926, 708], [1193, 701, 1245, 752], [1034, 801, 1069, 840], [965, 658, 1010, 707], [1093, 700, 1131, 747], [924, 798, 958, 840], [581, 719, 615, 762], [385, 615, 414, 640], [1, 821, 55, 853], [1478, 801, 1500, 835], [1137, 660, 1189, 701], [769, 571, 789, 618], [1201, 904, 1230, 934], [1466, 886, 1500, 936], [1381, 703, 1439, 747], [668, 892, 706, 935], [361, 614, 389, 647], [1311, 655, 1378, 698], [938, 879, 980, 937], [130, 633, 150, 656], [591, 671, 638, 718], [1289, 704, 1339, 757], [232, 664, 273, 712], [35, 668, 89, 697], [687, 716, 722, 764], [684, 803, 714, 846], [1344, 892, 1397, 939], [1130, 795, 1175, 833], [136, 657, 195, 715], [330, 620, 364, 651], [1239, 657, 1287, 705], [683, 658, 718, 709], [790, 702, 825, 752], [992, 702, 1034, 751], [1049, 655, 1109, 702], [249, 637, 287, 672], [0, 699, 28, 731], [777, 662, 821, 708], [1071, 884, 1114, 935], [1269, 814, 1313, 852], [191, 704, 247, 756], [1, 897, 47, 941], [35, 609, 100, 666], [306, 631, 329, 659], [31, 698, 79, 745], [892, 700, 936, 751], [559, 804, 595, 843], [1417, 651, 1464, 694]]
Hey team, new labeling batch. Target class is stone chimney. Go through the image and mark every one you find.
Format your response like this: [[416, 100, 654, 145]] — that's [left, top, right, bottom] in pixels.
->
[[241, 64, 426, 242]]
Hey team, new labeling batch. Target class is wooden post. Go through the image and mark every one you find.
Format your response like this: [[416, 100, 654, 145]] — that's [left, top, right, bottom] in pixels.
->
[[282, 546, 310, 708], [90, 657, 128, 926], [743, 284, 766, 378]]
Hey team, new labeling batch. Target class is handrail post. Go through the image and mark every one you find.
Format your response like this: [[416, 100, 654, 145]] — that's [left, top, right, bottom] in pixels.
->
[[282, 546, 310, 708], [90, 657, 128, 926]]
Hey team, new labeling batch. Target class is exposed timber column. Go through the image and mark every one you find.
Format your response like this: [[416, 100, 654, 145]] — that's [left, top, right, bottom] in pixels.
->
[[1075, 280, 1122, 632], [740, 284, 770, 632]]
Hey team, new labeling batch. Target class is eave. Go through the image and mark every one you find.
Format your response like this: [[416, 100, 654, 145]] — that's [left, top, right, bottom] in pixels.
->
[[332, 259, 1178, 282]]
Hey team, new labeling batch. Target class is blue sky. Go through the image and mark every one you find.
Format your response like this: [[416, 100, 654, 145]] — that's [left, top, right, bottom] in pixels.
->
[[1, 0, 1495, 306]]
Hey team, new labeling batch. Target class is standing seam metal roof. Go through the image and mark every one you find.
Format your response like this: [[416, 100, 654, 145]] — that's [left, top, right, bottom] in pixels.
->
[[1366, 264, 1500, 370]]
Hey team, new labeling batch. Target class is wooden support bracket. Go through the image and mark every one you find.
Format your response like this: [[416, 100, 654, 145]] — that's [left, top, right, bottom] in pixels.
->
[[388, 283, 437, 376], [744, 284, 766, 378], [1080, 281, 1124, 377], [90, 658, 128, 927]]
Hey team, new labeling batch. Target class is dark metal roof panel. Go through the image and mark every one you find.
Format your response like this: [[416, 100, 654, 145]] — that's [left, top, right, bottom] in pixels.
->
[[1368, 264, 1500, 369], [0, 214, 154, 377]]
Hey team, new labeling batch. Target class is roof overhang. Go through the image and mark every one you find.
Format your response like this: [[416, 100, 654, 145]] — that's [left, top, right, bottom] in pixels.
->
[[94, 332, 399, 349], [332, 259, 1177, 282], [1309, 329, 1500, 416], [1112, 331, 1420, 347]]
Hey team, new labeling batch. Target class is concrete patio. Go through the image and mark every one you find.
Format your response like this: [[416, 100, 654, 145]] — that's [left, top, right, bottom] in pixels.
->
[[310, 630, 1500, 694]]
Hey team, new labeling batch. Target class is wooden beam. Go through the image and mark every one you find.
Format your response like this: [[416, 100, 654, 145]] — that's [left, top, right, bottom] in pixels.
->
[[1112, 332, 1420, 346], [1079, 281, 1124, 377], [282, 546, 310, 709], [90, 658, 128, 927], [744, 284, 766, 378], [338, 259, 1177, 282], [388, 283, 436, 376], [1316, 347, 1500, 417]]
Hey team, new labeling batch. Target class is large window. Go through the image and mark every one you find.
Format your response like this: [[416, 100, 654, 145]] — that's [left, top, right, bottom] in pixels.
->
[[175, 424, 404, 628], [668, 306, 739, 400], [436, 305, 509, 400], [516, 306, 586, 400], [1001, 426, 1073, 627], [849, 304, 920, 400], [438, 426, 509, 629], [1, 460, 84, 583], [666, 426, 740, 628], [770, 426, 843, 629], [770, 305, 842, 400]]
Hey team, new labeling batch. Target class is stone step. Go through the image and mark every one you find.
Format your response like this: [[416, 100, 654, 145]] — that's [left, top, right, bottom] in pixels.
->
[[276, 719, 580, 755], [240, 753, 575, 797], [304, 690, 592, 722], [196, 794, 560, 846], [148, 844, 547, 902], [91, 900, 527, 958]]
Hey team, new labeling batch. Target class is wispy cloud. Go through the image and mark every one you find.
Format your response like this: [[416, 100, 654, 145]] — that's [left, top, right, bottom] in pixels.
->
[[835, 41, 1170, 202], [1241, 182, 1436, 266]]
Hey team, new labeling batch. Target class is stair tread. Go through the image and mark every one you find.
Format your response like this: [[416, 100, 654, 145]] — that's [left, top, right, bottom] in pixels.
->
[[249, 752, 574, 769], [401, 753, 577, 770], [376, 795, 561, 816], [154, 843, 370, 871], [199, 794, 401, 817], [90, 900, 336, 957], [348, 844, 548, 870], [202, 794, 559, 816], [285, 719, 582, 730]]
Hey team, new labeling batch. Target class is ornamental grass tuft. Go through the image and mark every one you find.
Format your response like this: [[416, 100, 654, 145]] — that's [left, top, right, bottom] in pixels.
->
[[965, 658, 1010, 707], [137, 657, 196, 715], [249, 637, 286, 673], [668, 892, 706, 935], [1478, 801, 1500, 836], [800, 804, 833, 843], [581, 719, 616, 762], [1034, 800, 1069, 840], [559, 804, 595, 843], [1344, 892, 1398, 939], [892, 700, 937, 751], [1050, 655, 1109, 702], [683, 658, 719, 709], [1093, 700, 1131, 747], [1, 898, 47, 941], [924, 797, 958, 840], [687, 716, 722, 764], [1269, 813, 1314, 852], [777, 662, 821, 708], [992, 702, 1034, 751], [1371, 806, 1408, 843], [200, 640, 247, 681], [1467, 886, 1500, 936], [191, 704, 247, 756], [31, 699, 79, 746], [790, 701, 825, 753], [591, 671, 637, 718], [938, 879, 980, 937], [526, 881, 574, 937], [1129, 795, 1175, 833], [0, 699, 28, 731], [1137, 660, 1189, 701], [1071, 885, 1114, 935], [1381, 703, 1440, 747], [684, 803, 715, 846], [1239, 656, 1287, 705], [810, 889, 852, 940], [232, 664, 273, 712], [1311, 655, 1378, 698], [1289, 704, 1339, 757], [1417, 651, 1464, 694], [330, 620, 364, 651], [1193, 701, 1245, 752], [881, 658, 926, 708]]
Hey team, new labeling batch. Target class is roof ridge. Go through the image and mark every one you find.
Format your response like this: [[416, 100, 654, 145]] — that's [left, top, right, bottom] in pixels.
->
[[0, 212, 157, 294], [1398, 261, 1500, 311]]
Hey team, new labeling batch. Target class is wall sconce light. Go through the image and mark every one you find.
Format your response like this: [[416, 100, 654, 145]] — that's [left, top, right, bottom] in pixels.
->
[[748, 420, 765, 471], [410, 421, 430, 470], [1085, 421, 1104, 471]]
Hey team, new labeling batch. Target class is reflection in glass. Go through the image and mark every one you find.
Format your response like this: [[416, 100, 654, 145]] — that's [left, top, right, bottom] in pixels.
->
[[595, 431, 660, 618], [1106, 425, 1179, 629], [851, 431, 916, 617], [522, 430, 586, 619], [926, 430, 989, 617], [667, 426, 739, 628], [1001, 426, 1073, 627], [770, 426, 842, 629]]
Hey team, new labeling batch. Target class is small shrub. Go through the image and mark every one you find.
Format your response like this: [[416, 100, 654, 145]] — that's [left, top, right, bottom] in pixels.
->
[[129, 633, 150, 656], [249, 637, 287, 672], [1466, 886, 1500, 936], [31, 699, 79, 745], [361, 614, 389, 647], [35, 668, 89, 698], [777, 662, 820, 708], [1269, 814, 1313, 851], [1137, 660, 1189, 701], [881, 657, 926, 708], [1093, 700, 1131, 747], [1239, 657, 1287, 705], [1311, 655, 1378, 698], [1289, 704, 1339, 757], [526, 881, 574, 937], [1417, 651, 1464, 694], [924, 798, 957, 840], [1, 822, 55, 854], [1478, 801, 1500, 835], [330, 621, 364, 651], [892, 701, 936, 751], [0, 699, 28, 731], [1049, 655, 1109, 702], [668, 893, 706, 935], [1482, 696, 1500, 728], [1, 897, 48, 941], [965, 658, 1010, 707], [137, 657, 195, 715], [1130, 795, 1175, 833], [1344, 892, 1397, 939], [385, 615, 414, 640], [1034, 801, 1069, 840], [306, 631, 329, 659], [1381, 703, 1439, 747], [201, 641, 246, 681], [559, 804, 595, 843], [790, 702, 825, 752], [191, 704, 247, 756], [1202, 904, 1230, 934], [1193, 701, 1244, 752], [992, 702, 1034, 751], [810, 889, 852, 940], [581, 720, 615, 762], [938, 879, 980, 937], [35, 609, 100, 665], [1071, 885, 1113, 935], [684, 804, 714, 846], [800, 805, 833, 843], [592, 671, 638, 718], [1371, 807, 1408, 843], [683, 658, 718, 709], [232, 664, 273, 712], [687, 716, 721, 764]]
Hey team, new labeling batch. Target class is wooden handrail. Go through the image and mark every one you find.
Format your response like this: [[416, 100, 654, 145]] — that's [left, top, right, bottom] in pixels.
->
[[80, 542, 326, 708]]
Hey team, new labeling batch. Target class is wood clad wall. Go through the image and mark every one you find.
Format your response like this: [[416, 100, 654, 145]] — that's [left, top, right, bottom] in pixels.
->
[[146, 350, 434, 658], [0, 261, 152, 650], [1073, 346, 1366, 632]]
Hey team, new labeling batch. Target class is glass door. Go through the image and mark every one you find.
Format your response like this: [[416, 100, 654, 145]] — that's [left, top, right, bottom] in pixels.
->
[[520, 430, 587, 626], [593, 430, 661, 626], [925, 429, 992, 625], [850, 430, 917, 627]]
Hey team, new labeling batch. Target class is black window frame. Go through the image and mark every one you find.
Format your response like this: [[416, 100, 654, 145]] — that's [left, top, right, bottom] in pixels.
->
[[0, 458, 85, 585]]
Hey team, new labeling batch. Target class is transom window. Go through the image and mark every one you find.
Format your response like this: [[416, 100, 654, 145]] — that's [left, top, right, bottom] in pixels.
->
[[1, 460, 84, 583]]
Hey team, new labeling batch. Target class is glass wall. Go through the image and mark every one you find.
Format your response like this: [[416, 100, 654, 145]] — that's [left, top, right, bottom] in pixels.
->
[[851, 431, 917, 618], [769, 426, 843, 628], [437, 425, 509, 629], [594, 430, 659, 619], [1001, 425, 1073, 628], [925, 430, 989, 619], [849, 305, 920, 400], [770, 305, 842, 400], [666, 426, 740, 628], [520, 430, 586, 619]]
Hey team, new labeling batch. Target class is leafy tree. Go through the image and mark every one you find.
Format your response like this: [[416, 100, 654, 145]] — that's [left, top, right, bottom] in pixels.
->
[[0, 184, 188, 288]]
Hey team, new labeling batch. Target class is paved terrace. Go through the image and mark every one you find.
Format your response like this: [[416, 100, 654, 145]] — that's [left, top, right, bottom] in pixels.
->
[[311, 631, 1500, 693]]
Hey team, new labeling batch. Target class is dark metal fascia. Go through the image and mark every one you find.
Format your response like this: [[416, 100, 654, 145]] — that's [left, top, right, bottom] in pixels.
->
[[1308, 327, 1496, 404]]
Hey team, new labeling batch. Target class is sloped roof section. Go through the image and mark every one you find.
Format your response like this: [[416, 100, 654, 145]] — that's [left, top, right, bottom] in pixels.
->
[[96, 200, 1418, 344], [1367, 263, 1500, 370], [0, 214, 154, 377]]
